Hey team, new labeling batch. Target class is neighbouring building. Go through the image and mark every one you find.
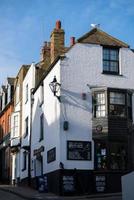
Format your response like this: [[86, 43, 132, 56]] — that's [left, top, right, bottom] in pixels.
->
[[20, 63, 36, 185], [19, 21, 67, 187], [30, 22, 134, 195], [0, 77, 14, 183], [10, 65, 29, 185]]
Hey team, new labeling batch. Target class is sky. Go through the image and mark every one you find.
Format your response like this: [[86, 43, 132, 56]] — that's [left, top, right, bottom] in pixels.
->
[[0, 0, 134, 85]]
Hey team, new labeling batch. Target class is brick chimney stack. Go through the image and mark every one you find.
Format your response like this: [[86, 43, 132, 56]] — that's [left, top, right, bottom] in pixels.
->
[[50, 20, 65, 63], [40, 41, 51, 70]]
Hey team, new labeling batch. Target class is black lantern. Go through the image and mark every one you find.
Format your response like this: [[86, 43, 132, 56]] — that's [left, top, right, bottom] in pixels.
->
[[49, 76, 61, 101]]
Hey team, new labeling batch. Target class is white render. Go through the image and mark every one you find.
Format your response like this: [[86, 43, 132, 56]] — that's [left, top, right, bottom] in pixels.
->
[[122, 171, 134, 200], [20, 63, 35, 180], [31, 60, 61, 177], [31, 42, 134, 178]]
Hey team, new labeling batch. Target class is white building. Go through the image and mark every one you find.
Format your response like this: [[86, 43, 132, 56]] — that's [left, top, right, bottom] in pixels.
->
[[10, 65, 29, 185], [20, 63, 36, 183], [30, 24, 134, 195]]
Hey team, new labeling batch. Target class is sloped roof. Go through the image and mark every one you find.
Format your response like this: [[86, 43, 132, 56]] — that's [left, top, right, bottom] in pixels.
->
[[77, 28, 129, 48], [7, 77, 15, 85]]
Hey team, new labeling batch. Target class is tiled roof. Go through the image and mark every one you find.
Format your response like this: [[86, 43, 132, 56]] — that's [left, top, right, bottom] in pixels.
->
[[77, 28, 129, 48]]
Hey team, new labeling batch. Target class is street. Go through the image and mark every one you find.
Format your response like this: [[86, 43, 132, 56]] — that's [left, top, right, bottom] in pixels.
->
[[0, 189, 122, 200], [0, 190, 25, 200]]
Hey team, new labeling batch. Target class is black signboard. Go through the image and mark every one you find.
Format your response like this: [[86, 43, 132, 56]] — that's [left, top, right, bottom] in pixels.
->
[[62, 175, 75, 193], [47, 147, 56, 163], [67, 141, 91, 160]]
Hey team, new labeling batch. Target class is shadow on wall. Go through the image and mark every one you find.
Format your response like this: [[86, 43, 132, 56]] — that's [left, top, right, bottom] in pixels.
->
[[61, 88, 92, 112]]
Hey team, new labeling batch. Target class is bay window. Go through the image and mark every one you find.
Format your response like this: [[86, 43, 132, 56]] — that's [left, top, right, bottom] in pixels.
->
[[94, 92, 106, 118], [109, 92, 125, 117]]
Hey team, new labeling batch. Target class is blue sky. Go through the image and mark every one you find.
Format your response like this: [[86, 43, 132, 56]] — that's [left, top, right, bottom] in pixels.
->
[[0, 0, 134, 85]]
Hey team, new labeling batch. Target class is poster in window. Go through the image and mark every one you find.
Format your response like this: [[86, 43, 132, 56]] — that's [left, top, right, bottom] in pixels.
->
[[67, 141, 91, 160]]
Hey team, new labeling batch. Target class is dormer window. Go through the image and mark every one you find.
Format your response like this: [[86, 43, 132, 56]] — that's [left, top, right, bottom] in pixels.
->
[[103, 47, 119, 74]]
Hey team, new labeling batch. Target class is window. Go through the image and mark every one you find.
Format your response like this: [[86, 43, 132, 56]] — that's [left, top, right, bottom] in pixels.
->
[[109, 92, 125, 117], [94, 92, 106, 118], [25, 84, 28, 103], [8, 115, 11, 132], [15, 85, 20, 104], [95, 142, 127, 171], [95, 142, 107, 170], [22, 151, 27, 171], [24, 117, 28, 138], [39, 83, 44, 106], [127, 93, 132, 119], [13, 115, 18, 137], [103, 48, 119, 74], [39, 114, 44, 141], [110, 143, 127, 170]]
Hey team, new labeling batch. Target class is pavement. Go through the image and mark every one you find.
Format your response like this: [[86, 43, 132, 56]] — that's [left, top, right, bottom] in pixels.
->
[[0, 185, 122, 200]]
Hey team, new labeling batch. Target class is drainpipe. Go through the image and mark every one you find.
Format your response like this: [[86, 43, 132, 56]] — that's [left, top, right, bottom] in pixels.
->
[[28, 88, 34, 186]]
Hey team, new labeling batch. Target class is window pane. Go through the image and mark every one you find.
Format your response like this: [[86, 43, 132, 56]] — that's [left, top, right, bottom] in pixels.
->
[[110, 92, 125, 105], [110, 49, 119, 61], [103, 49, 109, 60], [103, 61, 109, 71], [110, 61, 118, 72]]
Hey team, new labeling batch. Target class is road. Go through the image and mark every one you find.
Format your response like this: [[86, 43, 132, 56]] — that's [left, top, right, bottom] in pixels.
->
[[0, 190, 25, 200], [0, 189, 122, 200]]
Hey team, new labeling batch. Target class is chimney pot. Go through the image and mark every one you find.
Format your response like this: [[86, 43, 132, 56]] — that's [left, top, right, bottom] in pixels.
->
[[44, 41, 47, 46], [56, 20, 61, 29], [70, 37, 75, 46]]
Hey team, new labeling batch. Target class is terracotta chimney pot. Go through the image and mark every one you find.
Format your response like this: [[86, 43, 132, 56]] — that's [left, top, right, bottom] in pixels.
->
[[70, 37, 75, 46], [56, 20, 61, 29]]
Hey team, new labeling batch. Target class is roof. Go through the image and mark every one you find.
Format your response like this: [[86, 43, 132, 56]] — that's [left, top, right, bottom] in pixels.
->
[[33, 56, 61, 94], [77, 28, 129, 48], [7, 77, 15, 85]]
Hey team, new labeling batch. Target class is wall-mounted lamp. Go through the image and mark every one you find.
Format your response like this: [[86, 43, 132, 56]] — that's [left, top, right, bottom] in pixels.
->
[[49, 76, 61, 102]]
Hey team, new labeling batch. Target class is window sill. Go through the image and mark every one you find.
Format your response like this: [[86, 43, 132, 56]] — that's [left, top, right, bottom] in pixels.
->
[[102, 72, 123, 76], [22, 168, 26, 172], [39, 138, 43, 142]]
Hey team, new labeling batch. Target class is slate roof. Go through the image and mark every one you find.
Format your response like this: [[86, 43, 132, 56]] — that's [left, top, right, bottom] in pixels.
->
[[77, 28, 129, 48]]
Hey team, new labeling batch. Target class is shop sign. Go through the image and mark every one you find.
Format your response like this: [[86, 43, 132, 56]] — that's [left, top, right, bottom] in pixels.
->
[[67, 141, 91, 160], [47, 147, 56, 163], [33, 146, 44, 156], [95, 175, 106, 192], [62, 176, 75, 193]]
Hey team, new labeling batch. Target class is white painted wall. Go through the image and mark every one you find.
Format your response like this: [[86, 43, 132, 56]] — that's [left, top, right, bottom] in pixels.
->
[[31, 60, 61, 177], [20, 63, 35, 180], [60, 44, 134, 170], [122, 171, 134, 200]]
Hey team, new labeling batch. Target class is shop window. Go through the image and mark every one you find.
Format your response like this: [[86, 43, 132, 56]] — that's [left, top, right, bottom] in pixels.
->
[[103, 48, 119, 74], [95, 142, 107, 170], [110, 143, 127, 170], [93, 92, 106, 118]]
